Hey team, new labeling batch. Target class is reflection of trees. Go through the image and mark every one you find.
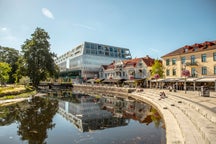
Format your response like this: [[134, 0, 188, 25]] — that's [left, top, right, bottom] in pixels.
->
[[0, 104, 18, 126], [100, 96, 164, 128], [16, 97, 58, 144], [144, 107, 162, 128]]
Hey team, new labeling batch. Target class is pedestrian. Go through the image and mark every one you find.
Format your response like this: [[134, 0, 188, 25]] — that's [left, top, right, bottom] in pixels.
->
[[159, 91, 167, 100]]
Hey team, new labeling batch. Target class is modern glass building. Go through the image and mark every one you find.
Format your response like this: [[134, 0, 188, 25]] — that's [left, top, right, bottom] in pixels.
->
[[55, 42, 132, 79]]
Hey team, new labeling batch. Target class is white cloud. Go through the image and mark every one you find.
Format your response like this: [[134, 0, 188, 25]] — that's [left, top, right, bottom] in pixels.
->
[[42, 8, 54, 19], [0, 26, 8, 32]]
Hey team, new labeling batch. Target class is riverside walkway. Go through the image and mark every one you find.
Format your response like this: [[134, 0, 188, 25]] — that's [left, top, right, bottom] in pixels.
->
[[132, 89, 216, 144], [74, 84, 216, 143], [1, 84, 216, 143]]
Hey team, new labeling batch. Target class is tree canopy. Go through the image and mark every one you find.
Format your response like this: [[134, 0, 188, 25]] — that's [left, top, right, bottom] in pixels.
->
[[151, 59, 164, 78], [0, 46, 19, 83], [0, 62, 11, 86], [21, 27, 58, 87]]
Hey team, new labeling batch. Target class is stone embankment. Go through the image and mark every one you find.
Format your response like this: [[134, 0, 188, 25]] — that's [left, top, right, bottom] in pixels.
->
[[73, 84, 216, 144]]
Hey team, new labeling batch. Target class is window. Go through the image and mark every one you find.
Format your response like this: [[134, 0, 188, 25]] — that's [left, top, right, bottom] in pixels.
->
[[166, 69, 170, 76], [181, 57, 186, 64], [191, 55, 196, 64], [201, 67, 207, 75], [214, 66, 216, 75], [213, 53, 216, 61], [191, 68, 196, 77], [166, 59, 170, 66], [123, 72, 125, 77], [85, 49, 91, 54], [172, 69, 176, 76], [172, 58, 176, 65], [201, 54, 206, 62], [85, 43, 90, 48]]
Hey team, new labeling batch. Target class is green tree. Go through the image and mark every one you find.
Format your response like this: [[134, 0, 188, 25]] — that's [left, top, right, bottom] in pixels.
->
[[21, 27, 58, 87], [0, 62, 11, 86], [0, 46, 19, 83], [151, 59, 164, 78]]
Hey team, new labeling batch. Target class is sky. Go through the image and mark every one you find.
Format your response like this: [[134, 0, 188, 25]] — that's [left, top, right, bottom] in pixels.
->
[[0, 0, 216, 59]]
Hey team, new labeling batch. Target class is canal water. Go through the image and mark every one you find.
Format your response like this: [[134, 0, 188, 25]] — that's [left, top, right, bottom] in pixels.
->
[[0, 94, 166, 144]]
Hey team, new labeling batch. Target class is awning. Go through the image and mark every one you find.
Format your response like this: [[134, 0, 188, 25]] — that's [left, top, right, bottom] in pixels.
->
[[102, 79, 124, 83], [195, 77, 216, 82], [163, 78, 182, 82], [178, 78, 198, 82], [124, 79, 145, 83], [150, 78, 164, 82]]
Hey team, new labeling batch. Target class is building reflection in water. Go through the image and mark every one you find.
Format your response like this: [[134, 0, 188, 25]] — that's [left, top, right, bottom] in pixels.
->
[[58, 94, 163, 133]]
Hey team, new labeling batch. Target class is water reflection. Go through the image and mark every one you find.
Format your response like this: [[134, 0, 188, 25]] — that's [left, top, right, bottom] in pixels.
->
[[0, 97, 58, 144], [58, 95, 129, 132], [58, 94, 164, 132], [0, 94, 165, 144]]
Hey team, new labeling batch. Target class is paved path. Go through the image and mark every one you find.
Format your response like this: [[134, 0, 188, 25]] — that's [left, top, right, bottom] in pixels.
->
[[0, 93, 46, 105], [132, 89, 216, 144]]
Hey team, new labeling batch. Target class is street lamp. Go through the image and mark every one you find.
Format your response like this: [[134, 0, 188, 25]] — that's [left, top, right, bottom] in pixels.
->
[[182, 64, 190, 93]]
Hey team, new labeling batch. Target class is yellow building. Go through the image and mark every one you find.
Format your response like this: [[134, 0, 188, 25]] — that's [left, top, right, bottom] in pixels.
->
[[161, 41, 216, 91]]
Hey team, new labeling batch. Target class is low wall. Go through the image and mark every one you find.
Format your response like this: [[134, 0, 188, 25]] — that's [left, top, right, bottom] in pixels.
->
[[73, 84, 136, 98]]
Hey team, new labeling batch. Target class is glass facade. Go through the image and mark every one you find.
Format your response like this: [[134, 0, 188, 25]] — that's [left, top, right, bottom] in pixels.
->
[[83, 42, 130, 59], [55, 42, 132, 79]]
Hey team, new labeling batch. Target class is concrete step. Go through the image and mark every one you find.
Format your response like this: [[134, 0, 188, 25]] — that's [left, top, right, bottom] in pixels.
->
[[176, 102, 216, 144], [143, 92, 206, 144], [133, 93, 184, 144], [167, 91, 216, 124]]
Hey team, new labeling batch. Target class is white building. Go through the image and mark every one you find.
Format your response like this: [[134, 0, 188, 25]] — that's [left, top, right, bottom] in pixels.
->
[[55, 42, 132, 79]]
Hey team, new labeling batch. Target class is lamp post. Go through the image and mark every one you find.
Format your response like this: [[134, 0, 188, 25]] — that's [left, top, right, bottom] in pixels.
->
[[182, 64, 190, 93]]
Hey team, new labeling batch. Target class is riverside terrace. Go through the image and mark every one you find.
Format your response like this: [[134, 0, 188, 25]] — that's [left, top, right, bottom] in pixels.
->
[[73, 84, 216, 144]]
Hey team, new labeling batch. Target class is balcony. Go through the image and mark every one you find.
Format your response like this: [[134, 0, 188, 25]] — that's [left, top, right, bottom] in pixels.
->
[[185, 61, 198, 67]]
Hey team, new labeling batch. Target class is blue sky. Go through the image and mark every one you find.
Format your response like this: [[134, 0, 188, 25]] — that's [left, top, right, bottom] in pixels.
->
[[0, 0, 216, 59]]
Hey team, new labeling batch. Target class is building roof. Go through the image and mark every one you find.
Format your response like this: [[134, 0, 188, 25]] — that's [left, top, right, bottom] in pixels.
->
[[142, 55, 155, 67], [161, 41, 216, 58], [123, 58, 142, 68], [103, 55, 156, 70]]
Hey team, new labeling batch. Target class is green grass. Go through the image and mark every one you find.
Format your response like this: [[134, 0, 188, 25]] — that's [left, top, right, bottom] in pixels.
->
[[0, 90, 37, 100], [0, 85, 36, 100]]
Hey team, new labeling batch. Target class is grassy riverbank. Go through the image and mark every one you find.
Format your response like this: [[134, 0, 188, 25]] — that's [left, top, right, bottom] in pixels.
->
[[0, 85, 36, 100]]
